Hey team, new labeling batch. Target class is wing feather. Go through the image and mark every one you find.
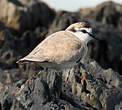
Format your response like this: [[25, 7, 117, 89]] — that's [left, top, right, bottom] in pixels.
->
[[17, 31, 85, 64]]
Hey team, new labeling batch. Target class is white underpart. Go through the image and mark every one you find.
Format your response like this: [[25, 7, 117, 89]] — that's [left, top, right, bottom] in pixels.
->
[[68, 28, 93, 44]]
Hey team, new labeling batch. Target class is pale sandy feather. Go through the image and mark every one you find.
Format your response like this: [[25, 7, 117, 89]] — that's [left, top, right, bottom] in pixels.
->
[[19, 31, 86, 67]]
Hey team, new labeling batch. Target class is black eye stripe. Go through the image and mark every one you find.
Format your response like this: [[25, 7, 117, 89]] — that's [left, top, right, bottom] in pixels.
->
[[80, 30, 88, 33]]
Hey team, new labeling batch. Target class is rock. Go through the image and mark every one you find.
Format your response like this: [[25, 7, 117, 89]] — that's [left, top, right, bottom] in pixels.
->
[[115, 102, 122, 110], [0, 26, 48, 69], [0, 29, 18, 69], [0, 68, 26, 85], [0, 59, 121, 110], [79, 1, 122, 30], [88, 21, 122, 74], [63, 59, 122, 110], [48, 11, 80, 34], [0, 0, 55, 34]]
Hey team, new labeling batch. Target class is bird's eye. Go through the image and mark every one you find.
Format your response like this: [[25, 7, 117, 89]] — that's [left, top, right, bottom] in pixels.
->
[[81, 30, 87, 33]]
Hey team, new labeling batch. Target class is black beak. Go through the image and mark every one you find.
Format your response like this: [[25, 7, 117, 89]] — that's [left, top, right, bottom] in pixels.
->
[[88, 33, 98, 40]]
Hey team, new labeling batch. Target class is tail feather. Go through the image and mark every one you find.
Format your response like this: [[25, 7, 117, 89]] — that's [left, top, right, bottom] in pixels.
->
[[16, 59, 28, 64], [16, 55, 45, 64]]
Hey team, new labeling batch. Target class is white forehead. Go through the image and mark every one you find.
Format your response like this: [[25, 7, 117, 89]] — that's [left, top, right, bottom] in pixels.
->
[[74, 27, 92, 33]]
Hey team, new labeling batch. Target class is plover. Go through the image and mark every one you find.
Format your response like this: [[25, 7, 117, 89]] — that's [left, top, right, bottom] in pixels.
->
[[17, 22, 97, 83]]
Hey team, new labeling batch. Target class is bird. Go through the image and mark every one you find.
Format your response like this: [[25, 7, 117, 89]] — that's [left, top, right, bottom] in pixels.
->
[[17, 21, 97, 86]]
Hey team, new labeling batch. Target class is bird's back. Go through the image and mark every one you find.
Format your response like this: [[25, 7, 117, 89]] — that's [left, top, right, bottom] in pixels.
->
[[17, 31, 87, 70]]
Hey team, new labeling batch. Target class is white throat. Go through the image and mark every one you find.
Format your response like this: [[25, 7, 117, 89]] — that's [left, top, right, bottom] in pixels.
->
[[68, 31, 92, 44]]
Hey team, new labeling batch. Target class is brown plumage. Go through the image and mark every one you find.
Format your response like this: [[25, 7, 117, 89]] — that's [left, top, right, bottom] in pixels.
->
[[17, 22, 93, 70]]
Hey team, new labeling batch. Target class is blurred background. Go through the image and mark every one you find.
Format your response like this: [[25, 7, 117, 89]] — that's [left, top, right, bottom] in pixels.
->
[[0, 0, 122, 85], [43, 0, 122, 11]]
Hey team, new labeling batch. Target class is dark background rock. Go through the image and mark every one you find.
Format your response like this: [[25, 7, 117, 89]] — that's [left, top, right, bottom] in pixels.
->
[[0, 0, 121, 110], [0, 0, 56, 34], [88, 22, 122, 74], [48, 11, 80, 34], [79, 1, 122, 30]]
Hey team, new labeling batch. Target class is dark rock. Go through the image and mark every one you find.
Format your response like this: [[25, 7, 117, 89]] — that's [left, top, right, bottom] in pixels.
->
[[0, 29, 18, 69], [0, 0, 56, 34], [63, 59, 122, 110], [0, 26, 47, 69], [79, 1, 122, 30], [48, 11, 80, 34], [0, 59, 121, 110], [115, 102, 122, 110], [88, 22, 122, 74]]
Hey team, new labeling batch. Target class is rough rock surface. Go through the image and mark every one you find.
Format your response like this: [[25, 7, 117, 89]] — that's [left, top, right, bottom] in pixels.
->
[[0, 59, 122, 110], [0, 0, 122, 110]]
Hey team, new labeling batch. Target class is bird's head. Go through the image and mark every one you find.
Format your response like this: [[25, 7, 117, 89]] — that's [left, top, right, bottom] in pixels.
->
[[65, 22, 98, 43]]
